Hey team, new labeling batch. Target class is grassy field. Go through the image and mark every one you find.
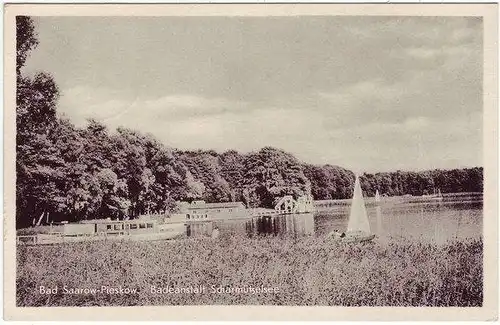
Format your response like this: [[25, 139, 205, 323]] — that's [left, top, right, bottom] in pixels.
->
[[16, 234, 483, 307]]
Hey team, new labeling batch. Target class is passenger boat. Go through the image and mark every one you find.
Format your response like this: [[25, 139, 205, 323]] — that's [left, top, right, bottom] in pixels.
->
[[16, 218, 185, 245]]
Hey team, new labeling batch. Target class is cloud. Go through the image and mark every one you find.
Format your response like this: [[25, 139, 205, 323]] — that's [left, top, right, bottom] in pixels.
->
[[318, 77, 421, 107], [404, 47, 440, 59], [56, 84, 481, 173], [396, 44, 477, 66], [57, 86, 249, 128], [30, 16, 482, 172]]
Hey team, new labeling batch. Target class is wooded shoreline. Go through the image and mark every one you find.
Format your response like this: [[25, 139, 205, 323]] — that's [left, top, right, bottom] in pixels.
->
[[15, 17, 483, 228]]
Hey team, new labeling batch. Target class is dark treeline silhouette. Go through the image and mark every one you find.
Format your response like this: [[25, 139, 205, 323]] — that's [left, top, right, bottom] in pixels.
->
[[15, 17, 483, 228], [358, 168, 483, 198], [304, 165, 483, 199]]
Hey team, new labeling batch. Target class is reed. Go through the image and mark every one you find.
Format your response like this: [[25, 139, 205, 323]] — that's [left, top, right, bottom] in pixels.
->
[[16, 235, 483, 307]]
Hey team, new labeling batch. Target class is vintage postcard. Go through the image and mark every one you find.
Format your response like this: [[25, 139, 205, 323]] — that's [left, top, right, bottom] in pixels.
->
[[3, 3, 498, 321]]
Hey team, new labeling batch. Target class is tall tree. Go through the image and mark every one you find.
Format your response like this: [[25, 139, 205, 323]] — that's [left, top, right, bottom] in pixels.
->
[[16, 16, 61, 227], [16, 16, 38, 77]]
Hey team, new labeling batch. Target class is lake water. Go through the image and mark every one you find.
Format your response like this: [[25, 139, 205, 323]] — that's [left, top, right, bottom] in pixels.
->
[[187, 201, 482, 244]]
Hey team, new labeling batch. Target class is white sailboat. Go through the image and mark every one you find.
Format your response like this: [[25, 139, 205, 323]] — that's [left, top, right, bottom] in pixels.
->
[[375, 190, 381, 202], [329, 175, 375, 242]]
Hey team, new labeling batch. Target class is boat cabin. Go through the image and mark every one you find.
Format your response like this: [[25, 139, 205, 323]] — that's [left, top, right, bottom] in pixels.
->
[[177, 200, 246, 221], [63, 219, 159, 237]]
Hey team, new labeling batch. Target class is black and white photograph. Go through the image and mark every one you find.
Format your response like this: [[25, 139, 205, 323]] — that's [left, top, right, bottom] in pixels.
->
[[3, 3, 498, 321]]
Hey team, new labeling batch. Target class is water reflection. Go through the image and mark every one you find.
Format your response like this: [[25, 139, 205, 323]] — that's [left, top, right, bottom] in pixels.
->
[[376, 205, 382, 234], [246, 213, 315, 237], [315, 201, 482, 244], [186, 222, 213, 237], [184, 201, 482, 244]]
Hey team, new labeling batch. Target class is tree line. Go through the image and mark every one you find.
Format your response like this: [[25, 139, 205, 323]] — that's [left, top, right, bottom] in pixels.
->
[[15, 17, 483, 228]]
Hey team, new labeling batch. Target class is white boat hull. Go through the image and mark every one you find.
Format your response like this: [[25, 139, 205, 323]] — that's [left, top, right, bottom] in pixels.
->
[[328, 231, 375, 243], [342, 231, 375, 243], [18, 227, 185, 245]]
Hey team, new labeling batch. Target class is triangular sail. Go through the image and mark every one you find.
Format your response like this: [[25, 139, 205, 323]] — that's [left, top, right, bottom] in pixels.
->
[[375, 190, 381, 202], [347, 176, 371, 233]]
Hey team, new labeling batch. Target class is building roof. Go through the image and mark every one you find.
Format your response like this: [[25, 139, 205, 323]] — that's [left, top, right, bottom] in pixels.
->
[[78, 218, 156, 224], [187, 201, 245, 210]]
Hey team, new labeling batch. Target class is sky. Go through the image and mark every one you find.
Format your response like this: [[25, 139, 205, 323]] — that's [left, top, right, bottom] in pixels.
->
[[23, 16, 483, 173]]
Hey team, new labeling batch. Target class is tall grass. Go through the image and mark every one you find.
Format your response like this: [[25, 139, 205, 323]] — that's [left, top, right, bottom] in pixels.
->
[[16, 235, 482, 307]]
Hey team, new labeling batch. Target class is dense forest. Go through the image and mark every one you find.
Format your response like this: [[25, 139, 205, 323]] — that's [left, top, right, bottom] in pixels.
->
[[15, 17, 483, 228]]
